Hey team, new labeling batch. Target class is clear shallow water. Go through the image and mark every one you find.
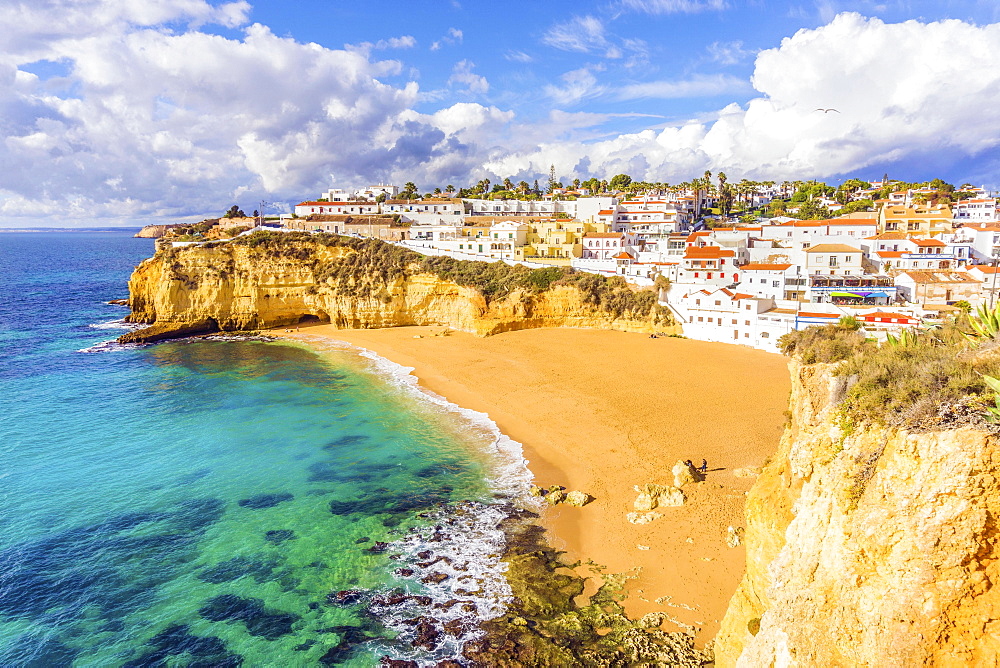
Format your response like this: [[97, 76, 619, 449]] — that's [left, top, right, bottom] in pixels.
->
[[0, 232, 528, 666]]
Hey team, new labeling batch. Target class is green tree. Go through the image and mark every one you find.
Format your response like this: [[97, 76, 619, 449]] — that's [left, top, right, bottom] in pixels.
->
[[609, 174, 632, 191], [548, 165, 558, 193], [401, 182, 418, 199], [224, 205, 246, 218]]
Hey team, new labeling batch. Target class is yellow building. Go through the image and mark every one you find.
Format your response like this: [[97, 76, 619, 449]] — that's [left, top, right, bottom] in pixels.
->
[[523, 218, 610, 263], [878, 203, 954, 237]]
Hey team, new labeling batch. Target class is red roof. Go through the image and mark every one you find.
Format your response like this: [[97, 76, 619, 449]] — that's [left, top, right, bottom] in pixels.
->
[[684, 247, 735, 259], [584, 233, 622, 238], [741, 263, 792, 271], [860, 312, 918, 321], [798, 312, 840, 318], [911, 238, 946, 247], [296, 201, 375, 207], [613, 251, 634, 260]]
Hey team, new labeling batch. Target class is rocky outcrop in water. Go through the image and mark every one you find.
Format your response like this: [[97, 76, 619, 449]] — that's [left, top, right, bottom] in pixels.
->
[[120, 231, 676, 343], [714, 359, 1000, 667]]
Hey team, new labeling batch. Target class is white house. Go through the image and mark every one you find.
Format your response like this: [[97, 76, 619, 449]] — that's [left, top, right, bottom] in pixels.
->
[[294, 201, 380, 217], [804, 244, 865, 276], [737, 263, 800, 301]]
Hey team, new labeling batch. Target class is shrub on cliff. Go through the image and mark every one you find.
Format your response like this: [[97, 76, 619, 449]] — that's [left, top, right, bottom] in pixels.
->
[[783, 316, 1000, 428], [778, 318, 867, 363], [226, 230, 667, 321]]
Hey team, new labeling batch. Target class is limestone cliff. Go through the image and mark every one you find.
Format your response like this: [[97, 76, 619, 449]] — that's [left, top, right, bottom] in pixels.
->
[[121, 232, 675, 341], [715, 359, 1000, 667], [134, 224, 182, 238]]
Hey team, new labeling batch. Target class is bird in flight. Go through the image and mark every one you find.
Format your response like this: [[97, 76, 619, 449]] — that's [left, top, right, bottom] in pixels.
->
[[815, 108, 840, 113]]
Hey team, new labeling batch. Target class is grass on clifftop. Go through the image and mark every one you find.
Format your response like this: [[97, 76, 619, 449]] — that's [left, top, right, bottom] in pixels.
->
[[779, 316, 1000, 429], [213, 230, 669, 322]]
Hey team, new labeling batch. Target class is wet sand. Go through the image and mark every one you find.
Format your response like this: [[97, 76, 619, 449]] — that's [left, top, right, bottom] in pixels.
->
[[277, 324, 790, 645]]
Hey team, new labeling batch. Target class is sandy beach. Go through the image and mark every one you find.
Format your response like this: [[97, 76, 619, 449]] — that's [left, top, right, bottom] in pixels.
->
[[277, 324, 790, 645]]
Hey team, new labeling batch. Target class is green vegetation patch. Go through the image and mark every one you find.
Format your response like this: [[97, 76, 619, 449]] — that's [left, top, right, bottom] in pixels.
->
[[220, 231, 669, 322], [779, 316, 1000, 429]]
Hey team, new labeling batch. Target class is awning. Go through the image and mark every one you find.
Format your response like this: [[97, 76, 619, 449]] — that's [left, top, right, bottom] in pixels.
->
[[831, 291, 861, 297], [867, 292, 890, 298]]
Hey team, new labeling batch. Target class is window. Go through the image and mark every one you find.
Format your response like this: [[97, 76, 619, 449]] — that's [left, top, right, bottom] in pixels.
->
[[773, 281, 780, 287], [695, 299, 701, 305], [732, 319, 737, 325], [745, 320, 750, 326], [715, 300, 721, 305], [698, 317, 703, 322], [744, 332, 750, 338], [708, 317, 714, 323], [761, 332, 769, 338]]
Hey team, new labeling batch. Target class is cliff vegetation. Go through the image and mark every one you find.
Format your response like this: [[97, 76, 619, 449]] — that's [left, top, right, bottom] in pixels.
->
[[121, 231, 674, 343], [715, 316, 1000, 666]]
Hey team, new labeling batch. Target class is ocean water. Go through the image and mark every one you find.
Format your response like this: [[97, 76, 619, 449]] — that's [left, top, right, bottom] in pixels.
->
[[0, 232, 530, 666]]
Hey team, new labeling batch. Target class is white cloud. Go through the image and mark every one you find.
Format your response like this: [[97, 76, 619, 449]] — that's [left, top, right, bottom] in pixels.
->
[[542, 15, 647, 61], [545, 67, 606, 105], [448, 60, 489, 95], [504, 50, 534, 63], [349, 35, 417, 54], [707, 40, 751, 65], [489, 13, 1000, 184], [617, 74, 750, 100], [5, 9, 1000, 223], [430, 27, 463, 51], [619, 0, 728, 14], [0, 10, 500, 220]]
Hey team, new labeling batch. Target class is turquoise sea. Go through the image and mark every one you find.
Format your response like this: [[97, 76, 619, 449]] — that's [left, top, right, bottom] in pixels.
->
[[0, 231, 530, 666]]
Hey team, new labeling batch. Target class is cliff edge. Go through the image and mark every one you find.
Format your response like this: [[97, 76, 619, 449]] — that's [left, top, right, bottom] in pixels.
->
[[715, 354, 1000, 666], [120, 231, 676, 343]]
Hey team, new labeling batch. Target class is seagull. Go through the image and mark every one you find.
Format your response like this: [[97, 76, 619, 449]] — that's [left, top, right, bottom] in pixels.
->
[[815, 108, 840, 113]]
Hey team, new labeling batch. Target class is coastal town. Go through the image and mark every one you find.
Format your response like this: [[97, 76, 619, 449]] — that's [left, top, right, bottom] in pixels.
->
[[153, 176, 1000, 354]]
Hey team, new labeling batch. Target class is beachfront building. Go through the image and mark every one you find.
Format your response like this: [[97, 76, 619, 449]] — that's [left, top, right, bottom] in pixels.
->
[[806, 273, 896, 305], [894, 271, 981, 305], [879, 203, 954, 237], [294, 201, 380, 217], [673, 287, 795, 352], [738, 263, 803, 301], [804, 244, 865, 276]]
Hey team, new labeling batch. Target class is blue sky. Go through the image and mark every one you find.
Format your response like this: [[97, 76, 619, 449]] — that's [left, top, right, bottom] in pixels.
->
[[2, 0, 1000, 224]]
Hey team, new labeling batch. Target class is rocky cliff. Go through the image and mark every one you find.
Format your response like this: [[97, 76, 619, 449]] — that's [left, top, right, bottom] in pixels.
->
[[121, 232, 675, 342], [134, 224, 182, 238], [715, 358, 1000, 667]]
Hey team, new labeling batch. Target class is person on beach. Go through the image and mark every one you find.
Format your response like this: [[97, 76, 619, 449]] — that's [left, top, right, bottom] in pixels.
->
[[699, 459, 708, 473], [684, 459, 694, 469]]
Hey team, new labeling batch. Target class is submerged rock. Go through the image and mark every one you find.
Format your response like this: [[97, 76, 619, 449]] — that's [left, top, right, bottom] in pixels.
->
[[725, 525, 745, 548], [264, 529, 296, 544], [237, 492, 294, 510], [627, 511, 664, 525], [117, 318, 218, 344]]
